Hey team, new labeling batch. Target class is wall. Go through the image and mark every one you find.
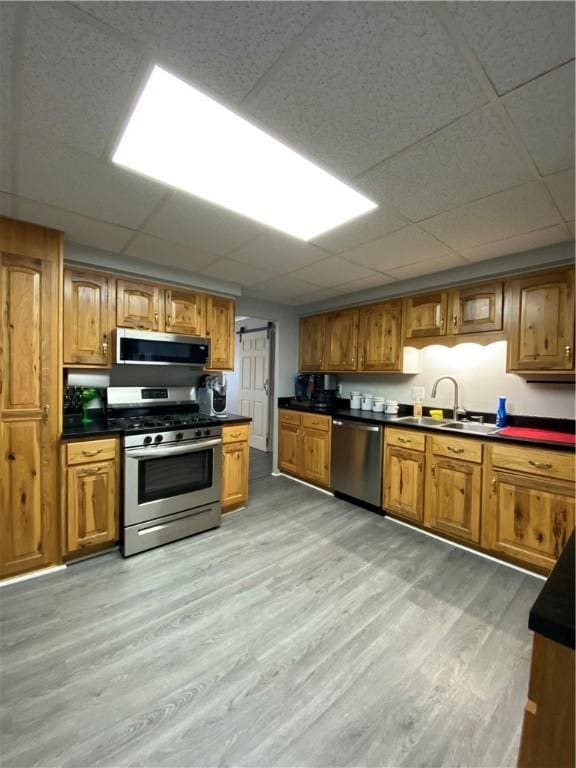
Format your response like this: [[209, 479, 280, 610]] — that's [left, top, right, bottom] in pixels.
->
[[337, 341, 575, 419]]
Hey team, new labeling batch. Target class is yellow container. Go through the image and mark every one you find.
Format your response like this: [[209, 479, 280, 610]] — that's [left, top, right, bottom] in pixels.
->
[[429, 409, 444, 420]]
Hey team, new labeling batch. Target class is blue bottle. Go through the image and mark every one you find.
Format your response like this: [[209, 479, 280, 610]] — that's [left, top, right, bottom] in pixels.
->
[[496, 396, 507, 428]]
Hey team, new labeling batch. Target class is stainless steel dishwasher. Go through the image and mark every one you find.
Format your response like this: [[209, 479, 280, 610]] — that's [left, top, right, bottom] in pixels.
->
[[331, 419, 383, 507]]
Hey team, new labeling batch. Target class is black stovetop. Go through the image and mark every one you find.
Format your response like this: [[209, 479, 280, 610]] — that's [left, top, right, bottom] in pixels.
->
[[106, 409, 223, 433]]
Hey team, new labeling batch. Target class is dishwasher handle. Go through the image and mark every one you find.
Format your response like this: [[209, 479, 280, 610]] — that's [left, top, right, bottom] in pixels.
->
[[333, 420, 380, 432]]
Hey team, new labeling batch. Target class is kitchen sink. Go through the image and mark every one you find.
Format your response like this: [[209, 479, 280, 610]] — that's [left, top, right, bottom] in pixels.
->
[[439, 421, 500, 435], [396, 416, 449, 427]]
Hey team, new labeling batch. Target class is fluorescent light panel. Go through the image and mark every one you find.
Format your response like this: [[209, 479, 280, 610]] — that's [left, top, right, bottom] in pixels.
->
[[113, 66, 377, 241]]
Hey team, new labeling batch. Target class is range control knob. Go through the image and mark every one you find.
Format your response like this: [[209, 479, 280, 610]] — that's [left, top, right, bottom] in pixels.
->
[[154, 434, 163, 444], [203, 429, 210, 436], [176, 432, 184, 440], [143, 435, 152, 445], [195, 429, 202, 437]]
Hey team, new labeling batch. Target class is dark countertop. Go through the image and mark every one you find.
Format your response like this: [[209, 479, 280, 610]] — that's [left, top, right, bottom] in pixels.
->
[[61, 413, 251, 440], [529, 531, 575, 649], [278, 399, 575, 452]]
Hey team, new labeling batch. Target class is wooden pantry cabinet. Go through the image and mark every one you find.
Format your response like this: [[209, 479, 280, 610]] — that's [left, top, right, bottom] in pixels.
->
[[278, 410, 331, 488], [63, 268, 114, 366], [61, 437, 119, 556], [221, 424, 250, 511], [0, 218, 62, 579], [506, 268, 574, 373]]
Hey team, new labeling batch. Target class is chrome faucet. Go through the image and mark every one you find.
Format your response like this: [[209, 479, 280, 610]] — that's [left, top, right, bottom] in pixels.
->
[[431, 376, 465, 420]]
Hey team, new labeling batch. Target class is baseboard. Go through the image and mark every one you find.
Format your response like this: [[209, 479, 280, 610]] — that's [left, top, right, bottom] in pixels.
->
[[274, 472, 334, 496], [0, 564, 67, 588]]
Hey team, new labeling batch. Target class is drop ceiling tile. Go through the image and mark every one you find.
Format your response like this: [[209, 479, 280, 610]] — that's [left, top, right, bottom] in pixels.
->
[[461, 224, 572, 263], [504, 63, 575, 176], [341, 226, 453, 272], [545, 169, 575, 221], [450, 2, 575, 95], [200, 258, 279, 287], [22, 4, 143, 157], [247, 275, 328, 302], [386, 253, 467, 281], [124, 233, 216, 272], [228, 231, 328, 272], [143, 192, 264, 257], [332, 273, 397, 294], [246, 3, 487, 177], [18, 134, 164, 228], [359, 107, 535, 221], [74, 2, 319, 103], [420, 182, 563, 251], [288, 256, 380, 288], [311, 206, 408, 254]]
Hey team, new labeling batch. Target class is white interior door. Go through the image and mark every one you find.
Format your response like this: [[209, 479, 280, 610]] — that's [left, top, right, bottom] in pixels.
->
[[239, 330, 270, 452]]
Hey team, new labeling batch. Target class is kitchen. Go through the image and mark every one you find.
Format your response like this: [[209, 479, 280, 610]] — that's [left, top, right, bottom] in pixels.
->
[[1, 2, 575, 767]]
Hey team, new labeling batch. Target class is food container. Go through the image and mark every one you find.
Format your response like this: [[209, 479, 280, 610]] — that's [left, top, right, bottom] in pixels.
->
[[372, 397, 385, 412], [385, 399, 399, 415], [361, 394, 374, 411], [350, 391, 362, 409]]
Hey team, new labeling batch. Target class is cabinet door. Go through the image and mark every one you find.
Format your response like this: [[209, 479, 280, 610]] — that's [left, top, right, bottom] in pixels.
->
[[451, 281, 503, 335], [299, 315, 326, 372], [485, 470, 574, 571], [1, 243, 60, 578], [116, 279, 160, 331], [383, 446, 425, 522], [278, 421, 300, 475], [404, 292, 448, 339], [63, 269, 112, 366], [165, 289, 205, 336], [66, 461, 117, 553], [507, 269, 574, 372], [425, 457, 481, 543], [358, 300, 402, 371], [205, 295, 235, 370], [301, 427, 331, 487], [222, 441, 249, 510], [325, 308, 359, 371]]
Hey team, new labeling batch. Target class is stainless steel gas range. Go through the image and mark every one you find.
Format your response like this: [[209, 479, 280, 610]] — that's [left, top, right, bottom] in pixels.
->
[[107, 387, 223, 557]]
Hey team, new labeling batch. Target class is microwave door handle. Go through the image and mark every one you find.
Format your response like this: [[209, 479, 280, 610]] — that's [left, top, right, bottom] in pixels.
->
[[126, 438, 222, 459]]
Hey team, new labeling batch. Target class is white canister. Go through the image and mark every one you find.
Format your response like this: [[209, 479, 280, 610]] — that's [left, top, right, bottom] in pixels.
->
[[361, 394, 374, 411], [350, 391, 362, 409], [372, 397, 385, 412], [385, 399, 399, 415]]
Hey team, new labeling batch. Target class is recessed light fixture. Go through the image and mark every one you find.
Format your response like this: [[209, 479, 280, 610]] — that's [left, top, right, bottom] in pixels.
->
[[113, 66, 377, 241]]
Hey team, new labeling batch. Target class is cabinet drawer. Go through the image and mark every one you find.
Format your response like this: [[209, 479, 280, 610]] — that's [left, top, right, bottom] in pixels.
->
[[279, 410, 302, 426], [66, 438, 117, 466], [301, 413, 331, 432], [386, 428, 426, 452], [491, 444, 575, 482], [431, 434, 482, 463], [222, 424, 250, 444]]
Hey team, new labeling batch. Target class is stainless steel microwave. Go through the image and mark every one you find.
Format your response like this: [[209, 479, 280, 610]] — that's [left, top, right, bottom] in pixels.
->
[[114, 328, 210, 366]]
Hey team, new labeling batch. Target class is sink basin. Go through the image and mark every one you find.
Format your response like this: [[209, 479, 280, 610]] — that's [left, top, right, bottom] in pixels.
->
[[439, 421, 499, 435], [396, 416, 449, 427]]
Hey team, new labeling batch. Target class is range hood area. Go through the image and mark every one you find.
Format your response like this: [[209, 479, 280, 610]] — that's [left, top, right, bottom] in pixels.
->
[[114, 328, 210, 366]]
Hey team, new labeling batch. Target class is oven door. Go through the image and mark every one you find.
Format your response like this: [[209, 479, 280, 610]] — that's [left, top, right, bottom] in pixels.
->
[[124, 438, 222, 526]]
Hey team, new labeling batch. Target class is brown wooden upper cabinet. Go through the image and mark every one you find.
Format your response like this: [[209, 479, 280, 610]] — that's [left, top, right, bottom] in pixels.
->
[[165, 289, 205, 336], [404, 291, 448, 339], [63, 268, 113, 366], [205, 295, 235, 370], [451, 281, 503, 335], [506, 268, 574, 373], [116, 279, 160, 331], [299, 314, 326, 371], [323, 308, 359, 371], [358, 300, 403, 371]]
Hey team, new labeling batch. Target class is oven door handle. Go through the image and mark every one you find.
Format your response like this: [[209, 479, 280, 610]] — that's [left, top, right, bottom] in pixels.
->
[[126, 438, 222, 459]]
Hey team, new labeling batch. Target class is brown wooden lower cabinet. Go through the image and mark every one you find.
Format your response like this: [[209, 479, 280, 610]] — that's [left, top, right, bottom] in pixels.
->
[[383, 445, 425, 522], [221, 424, 250, 512], [517, 632, 575, 768], [278, 410, 331, 489], [61, 437, 119, 557]]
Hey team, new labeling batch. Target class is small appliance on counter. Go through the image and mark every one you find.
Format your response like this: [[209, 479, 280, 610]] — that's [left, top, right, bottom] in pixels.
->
[[198, 375, 227, 417], [294, 374, 338, 409]]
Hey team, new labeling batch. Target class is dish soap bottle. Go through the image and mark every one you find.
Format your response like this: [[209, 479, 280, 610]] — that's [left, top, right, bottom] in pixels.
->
[[496, 396, 507, 428]]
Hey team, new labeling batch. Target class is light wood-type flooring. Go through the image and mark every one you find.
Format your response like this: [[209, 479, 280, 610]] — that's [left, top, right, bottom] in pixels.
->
[[0, 472, 541, 767]]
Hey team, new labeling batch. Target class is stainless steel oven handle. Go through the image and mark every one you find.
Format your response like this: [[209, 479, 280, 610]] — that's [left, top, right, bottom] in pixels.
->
[[126, 438, 222, 459]]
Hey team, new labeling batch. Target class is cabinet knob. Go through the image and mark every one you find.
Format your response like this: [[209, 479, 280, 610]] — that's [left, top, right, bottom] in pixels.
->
[[447, 445, 464, 454], [528, 460, 552, 469], [42, 404, 50, 422], [102, 334, 108, 355], [453, 315, 458, 329], [491, 476, 496, 494], [431, 463, 437, 477], [82, 448, 102, 457], [565, 345, 572, 359], [7, 452, 15, 461], [398, 437, 411, 444]]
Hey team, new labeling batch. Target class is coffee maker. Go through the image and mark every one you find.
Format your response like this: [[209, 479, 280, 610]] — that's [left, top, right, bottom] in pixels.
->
[[310, 374, 337, 409], [197, 375, 227, 417]]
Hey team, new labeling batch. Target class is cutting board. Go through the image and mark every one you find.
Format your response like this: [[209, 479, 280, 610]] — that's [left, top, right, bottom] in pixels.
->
[[498, 427, 576, 444]]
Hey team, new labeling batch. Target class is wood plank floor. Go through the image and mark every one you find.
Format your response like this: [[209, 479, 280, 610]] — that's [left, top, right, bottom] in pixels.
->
[[0, 473, 541, 767], [249, 447, 273, 482]]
